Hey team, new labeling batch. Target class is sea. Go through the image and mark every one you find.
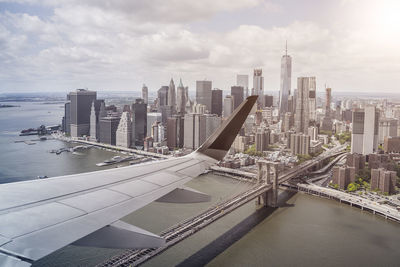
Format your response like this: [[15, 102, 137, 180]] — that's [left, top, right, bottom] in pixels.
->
[[1, 102, 400, 267]]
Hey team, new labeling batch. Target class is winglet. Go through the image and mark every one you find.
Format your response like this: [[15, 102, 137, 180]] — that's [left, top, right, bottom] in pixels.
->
[[195, 96, 258, 161]]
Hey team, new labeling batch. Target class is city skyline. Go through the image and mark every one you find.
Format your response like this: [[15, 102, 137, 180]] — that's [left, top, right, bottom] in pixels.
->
[[1, 0, 400, 93]]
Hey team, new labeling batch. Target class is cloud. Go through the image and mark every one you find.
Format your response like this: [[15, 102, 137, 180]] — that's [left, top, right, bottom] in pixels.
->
[[0, 0, 399, 93]]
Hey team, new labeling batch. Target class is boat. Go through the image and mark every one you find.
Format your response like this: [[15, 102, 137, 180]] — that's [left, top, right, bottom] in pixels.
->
[[96, 156, 134, 167], [37, 175, 48, 179]]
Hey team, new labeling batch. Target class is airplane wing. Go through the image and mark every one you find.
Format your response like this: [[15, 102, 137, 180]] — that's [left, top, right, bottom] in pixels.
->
[[0, 96, 257, 266]]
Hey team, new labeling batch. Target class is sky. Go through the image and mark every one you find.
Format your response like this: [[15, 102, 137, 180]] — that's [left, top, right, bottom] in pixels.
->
[[1, 0, 400, 94]]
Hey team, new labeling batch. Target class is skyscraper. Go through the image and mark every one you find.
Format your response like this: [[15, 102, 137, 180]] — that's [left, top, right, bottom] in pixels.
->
[[325, 87, 332, 116], [69, 89, 97, 137], [223, 95, 234, 118], [253, 69, 264, 108], [116, 111, 132, 148], [308, 77, 317, 122], [168, 78, 176, 113], [99, 116, 120, 145], [211, 89, 223, 116], [131, 98, 147, 147], [142, 84, 148, 104], [63, 102, 71, 135], [89, 102, 97, 141], [167, 115, 184, 149], [183, 113, 206, 150], [237, 74, 249, 98], [146, 112, 162, 137], [176, 79, 186, 115], [231, 86, 244, 110], [351, 106, 379, 155], [196, 80, 212, 112], [295, 77, 311, 133], [157, 86, 169, 110], [279, 43, 292, 117], [255, 127, 270, 152]]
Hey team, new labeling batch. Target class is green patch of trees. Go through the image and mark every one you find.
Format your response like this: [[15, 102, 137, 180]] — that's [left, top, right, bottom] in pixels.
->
[[244, 144, 263, 157]]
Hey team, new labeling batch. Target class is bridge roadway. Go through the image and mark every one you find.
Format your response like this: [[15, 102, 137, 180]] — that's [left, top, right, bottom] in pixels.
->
[[98, 148, 346, 267]]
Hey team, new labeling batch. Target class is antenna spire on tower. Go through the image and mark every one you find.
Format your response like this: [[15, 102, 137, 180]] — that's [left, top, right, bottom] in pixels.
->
[[285, 40, 287, 56]]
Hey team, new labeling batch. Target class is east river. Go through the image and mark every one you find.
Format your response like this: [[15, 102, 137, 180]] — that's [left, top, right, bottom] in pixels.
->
[[1, 102, 400, 267]]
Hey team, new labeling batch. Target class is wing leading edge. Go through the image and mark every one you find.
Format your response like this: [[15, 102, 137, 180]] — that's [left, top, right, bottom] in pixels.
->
[[0, 96, 257, 266]]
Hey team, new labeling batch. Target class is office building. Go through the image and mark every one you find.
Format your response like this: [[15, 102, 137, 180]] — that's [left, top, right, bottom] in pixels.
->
[[371, 168, 397, 194], [211, 89, 222, 116], [223, 95, 234, 118], [63, 102, 71, 135], [253, 69, 264, 107], [183, 113, 206, 150], [231, 86, 244, 110], [325, 87, 332, 116], [142, 84, 148, 104], [116, 111, 132, 148], [167, 115, 184, 149], [205, 114, 222, 139], [282, 112, 293, 132], [295, 77, 312, 133], [332, 166, 356, 189], [290, 133, 310, 155], [69, 89, 97, 137], [99, 116, 120, 145], [147, 112, 162, 137], [89, 102, 97, 141], [255, 127, 270, 152], [264, 95, 273, 108], [196, 80, 212, 112], [131, 98, 147, 147], [308, 77, 317, 122], [378, 118, 397, 145], [176, 79, 186, 115], [308, 126, 318, 141], [168, 78, 176, 113], [351, 106, 379, 155], [279, 44, 292, 117], [157, 86, 169, 110], [237, 74, 249, 98]]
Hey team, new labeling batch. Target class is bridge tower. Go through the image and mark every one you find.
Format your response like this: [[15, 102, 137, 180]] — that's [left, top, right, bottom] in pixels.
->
[[256, 161, 279, 208]]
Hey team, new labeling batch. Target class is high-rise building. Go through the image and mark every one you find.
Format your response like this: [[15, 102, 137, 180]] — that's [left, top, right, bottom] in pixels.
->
[[63, 102, 71, 135], [307, 126, 318, 141], [346, 153, 366, 174], [290, 133, 310, 155], [142, 84, 148, 104], [264, 95, 273, 108], [99, 116, 120, 145], [308, 77, 317, 122], [231, 86, 244, 110], [351, 106, 379, 155], [371, 168, 397, 194], [131, 98, 147, 147], [157, 86, 169, 110], [69, 89, 97, 137], [237, 74, 249, 98], [325, 87, 332, 116], [176, 79, 186, 115], [168, 78, 176, 113], [183, 113, 206, 150], [384, 136, 400, 153], [253, 69, 264, 108], [332, 166, 356, 189], [211, 89, 222, 116], [255, 127, 270, 152], [196, 80, 212, 112], [89, 102, 97, 141], [205, 114, 222, 139], [295, 77, 312, 133], [378, 118, 397, 145], [116, 111, 132, 148], [167, 115, 184, 149], [146, 112, 162, 137], [279, 43, 292, 117], [223, 95, 234, 118]]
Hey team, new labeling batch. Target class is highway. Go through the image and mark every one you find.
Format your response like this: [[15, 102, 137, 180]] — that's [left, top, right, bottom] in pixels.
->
[[98, 147, 346, 267]]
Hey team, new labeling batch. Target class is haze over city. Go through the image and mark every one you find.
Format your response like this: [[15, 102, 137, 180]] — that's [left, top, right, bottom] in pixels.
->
[[1, 0, 400, 93]]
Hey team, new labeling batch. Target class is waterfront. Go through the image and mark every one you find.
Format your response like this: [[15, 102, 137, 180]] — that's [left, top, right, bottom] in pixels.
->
[[1, 102, 400, 267]]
